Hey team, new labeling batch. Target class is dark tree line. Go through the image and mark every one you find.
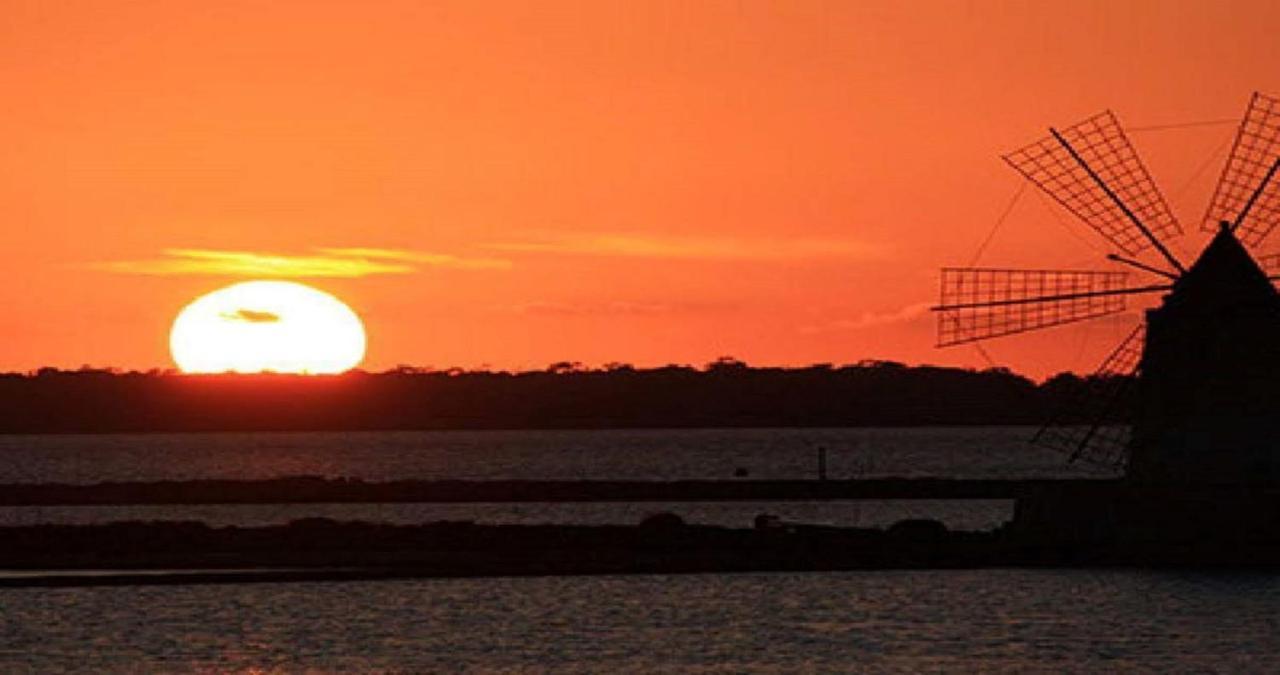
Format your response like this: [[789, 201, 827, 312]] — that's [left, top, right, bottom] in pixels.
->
[[0, 360, 1132, 433]]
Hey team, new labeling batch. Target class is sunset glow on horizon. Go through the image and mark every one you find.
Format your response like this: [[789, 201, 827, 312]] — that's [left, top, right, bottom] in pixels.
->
[[5, 1, 1280, 379]]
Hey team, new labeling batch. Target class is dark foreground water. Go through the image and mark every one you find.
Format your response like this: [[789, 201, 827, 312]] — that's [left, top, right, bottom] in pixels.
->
[[5, 569, 1280, 672]]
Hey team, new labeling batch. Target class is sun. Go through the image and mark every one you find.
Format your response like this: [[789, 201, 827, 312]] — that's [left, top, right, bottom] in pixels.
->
[[170, 280, 366, 374]]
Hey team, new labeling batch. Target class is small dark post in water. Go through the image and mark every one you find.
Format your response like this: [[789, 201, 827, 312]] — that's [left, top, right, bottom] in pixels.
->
[[817, 446, 827, 481]]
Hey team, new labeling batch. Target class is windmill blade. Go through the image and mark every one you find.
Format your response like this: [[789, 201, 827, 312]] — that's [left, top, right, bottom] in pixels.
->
[[1258, 252, 1280, 290], [1032, 323, 1144, 469], [934, 268, 1166, 346], [1259, 252, 1280, 275], [1003, 111, 1182, 259], [1202, 92, 1280, 247]]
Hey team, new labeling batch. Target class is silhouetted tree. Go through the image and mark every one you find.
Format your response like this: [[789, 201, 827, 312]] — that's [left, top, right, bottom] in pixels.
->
[[0, 362, 1108, 433]]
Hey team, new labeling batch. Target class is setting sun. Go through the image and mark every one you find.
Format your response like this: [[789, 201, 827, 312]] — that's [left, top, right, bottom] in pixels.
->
[[170, 281, 366, 374]]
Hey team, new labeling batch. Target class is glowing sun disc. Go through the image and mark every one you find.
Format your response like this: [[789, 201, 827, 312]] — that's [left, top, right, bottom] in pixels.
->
[[170, 280, 366, 374]]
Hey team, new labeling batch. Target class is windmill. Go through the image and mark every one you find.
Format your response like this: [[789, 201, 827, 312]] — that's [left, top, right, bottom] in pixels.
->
[[934, 92, 1280, 483]]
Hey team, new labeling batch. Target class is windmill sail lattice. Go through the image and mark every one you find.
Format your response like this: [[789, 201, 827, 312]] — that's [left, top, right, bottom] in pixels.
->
[[1257, 252, 1280, 277], [1003, 111, 1182, 257], [936, 268, 1132, 346], [1202, 92, 1280, 247], [936, 92, 1280, 472], [1032, 324, 1144, 468]]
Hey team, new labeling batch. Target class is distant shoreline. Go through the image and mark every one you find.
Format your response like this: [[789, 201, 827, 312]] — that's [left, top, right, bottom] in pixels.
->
[[0, 362, 1126, 433]]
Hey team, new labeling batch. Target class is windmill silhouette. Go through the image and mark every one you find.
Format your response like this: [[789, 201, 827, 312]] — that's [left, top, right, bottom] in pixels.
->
[[934, 92, 1280, 482]]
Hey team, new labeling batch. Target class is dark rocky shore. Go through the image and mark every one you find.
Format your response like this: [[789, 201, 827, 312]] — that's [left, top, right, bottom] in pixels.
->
[[7, 512, 1280, 588], [0, 517, 989, 585]]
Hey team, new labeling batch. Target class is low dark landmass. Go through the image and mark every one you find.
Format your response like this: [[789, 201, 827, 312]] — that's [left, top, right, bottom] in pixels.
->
[[5, 480, 1276, 587], [0, 360, 1130, 433], [0, 477, 1114, 505], [5, 513, 1280, 588], [0, 518, 992, 586]]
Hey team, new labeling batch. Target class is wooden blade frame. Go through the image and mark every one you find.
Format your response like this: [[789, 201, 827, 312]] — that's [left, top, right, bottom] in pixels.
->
[[1256, 252, 1280, 291], [1202, 92, 1280, 247], [1259, 252, 1280, 276], [1004, 111, 1183, 261], [1031, 323, 1145, 469], [934, 268, 1160, 347]]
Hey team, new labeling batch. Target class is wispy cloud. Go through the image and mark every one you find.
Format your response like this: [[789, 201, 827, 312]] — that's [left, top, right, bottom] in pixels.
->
[[315, 247, 510, 270], [502, 300, 685, 317], [93, 247, 511, 278], [801, 302, 933, 333], [220, 309, 280, 323], [487, 233, 886, 262], [95, 249, 412, 277]]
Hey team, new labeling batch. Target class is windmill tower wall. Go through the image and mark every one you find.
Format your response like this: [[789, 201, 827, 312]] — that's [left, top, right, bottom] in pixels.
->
[[1127, 229, 1280, 484]]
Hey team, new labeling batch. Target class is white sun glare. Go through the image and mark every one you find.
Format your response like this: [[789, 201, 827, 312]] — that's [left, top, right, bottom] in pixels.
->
[[170, 280, 366, 374]]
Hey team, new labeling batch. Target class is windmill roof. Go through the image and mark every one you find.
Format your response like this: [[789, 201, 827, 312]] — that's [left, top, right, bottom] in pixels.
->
[[1164, 226, 1278, 312]]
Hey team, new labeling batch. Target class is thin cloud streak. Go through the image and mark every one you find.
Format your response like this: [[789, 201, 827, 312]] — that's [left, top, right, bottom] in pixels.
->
[[94, 247, 511, 278], [500, 300, 700, 317], [315, 247, 511, 270], [220, 309, 281, 323], [801, 302, 933, 334], [487, 233, 887, 261]]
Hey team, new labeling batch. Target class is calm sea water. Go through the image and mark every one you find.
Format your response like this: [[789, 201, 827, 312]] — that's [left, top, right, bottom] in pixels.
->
[[5, 570, 1280, 672], [4, 429, 1275, 671], [0, 427, 1109, 484], [0, 427, 1112, 529]]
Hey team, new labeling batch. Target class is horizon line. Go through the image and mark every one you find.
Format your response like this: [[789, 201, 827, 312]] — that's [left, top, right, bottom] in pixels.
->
[[10, 360, 1096, 381]]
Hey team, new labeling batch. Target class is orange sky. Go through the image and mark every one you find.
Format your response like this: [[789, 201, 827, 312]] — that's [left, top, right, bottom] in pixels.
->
[[3, 0, 1280, 379]]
